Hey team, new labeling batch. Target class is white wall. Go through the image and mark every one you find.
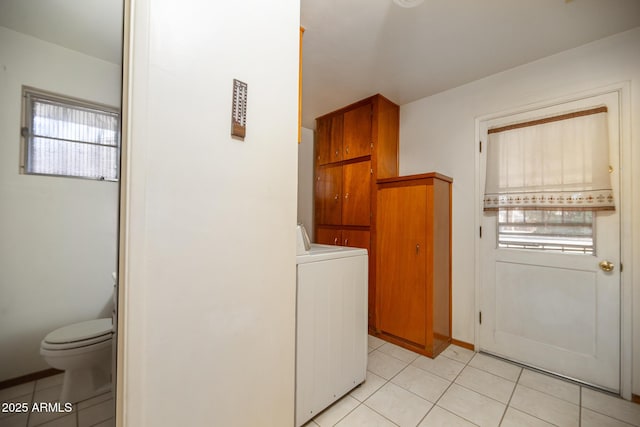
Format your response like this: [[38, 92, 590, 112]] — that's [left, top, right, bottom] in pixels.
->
[[298, 127, 314, 240], [121, 0, 299, 425], [0, 26, 120, 381], [399, 27, 640, 395]]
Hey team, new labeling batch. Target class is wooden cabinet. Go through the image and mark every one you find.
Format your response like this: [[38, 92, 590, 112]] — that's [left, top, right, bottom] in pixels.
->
[[342, 161, 371, 226], [316, 227, 370, 253], [316, 115, 343, 165], [343, 103, 372, 160], [342, 229, 370, 252], [315, 164, 342, 225], [316, 227, 342, 246], [314, 94, 399, 329], [376, 173, 452, 358]]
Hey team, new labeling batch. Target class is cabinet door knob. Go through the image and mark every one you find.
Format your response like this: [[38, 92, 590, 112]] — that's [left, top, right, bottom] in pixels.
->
[[334, 237, 338, 245], [335, 150, 339, 156], [345, 146, 350, 154], [416, 244, 420, 254], [334, 194, 339, 201], [344, 239, 349, 246], [344, 192, 349, 200]]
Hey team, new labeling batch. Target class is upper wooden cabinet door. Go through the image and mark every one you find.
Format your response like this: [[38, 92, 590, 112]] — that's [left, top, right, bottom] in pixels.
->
[[316, 117, 331, 165], [342, 161, 371, 226], [343, 103, 372, 160], [315, 164, 342, 225], [316, 115, 343, 165], [377, 184, 427, 346], [329, 115, 343, 163]]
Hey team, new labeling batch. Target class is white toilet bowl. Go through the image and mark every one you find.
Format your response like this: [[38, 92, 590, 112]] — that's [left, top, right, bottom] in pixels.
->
[[40, 318, 113, 403]]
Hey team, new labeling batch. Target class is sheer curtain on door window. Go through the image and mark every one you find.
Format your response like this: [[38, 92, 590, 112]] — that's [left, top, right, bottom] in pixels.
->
[[483, 107, 614, 253]]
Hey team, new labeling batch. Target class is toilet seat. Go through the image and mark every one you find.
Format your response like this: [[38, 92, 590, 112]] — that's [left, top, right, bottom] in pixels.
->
[[42, 318, 112, 351]]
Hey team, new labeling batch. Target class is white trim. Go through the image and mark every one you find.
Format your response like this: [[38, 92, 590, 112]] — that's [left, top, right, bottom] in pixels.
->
[[474, 82, 632, 399]]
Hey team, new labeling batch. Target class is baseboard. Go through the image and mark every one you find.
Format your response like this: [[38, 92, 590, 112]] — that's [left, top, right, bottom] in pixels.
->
[[0, 368, 63, 390], [632, 394, 640, 405], [451, 338, 474, 351]]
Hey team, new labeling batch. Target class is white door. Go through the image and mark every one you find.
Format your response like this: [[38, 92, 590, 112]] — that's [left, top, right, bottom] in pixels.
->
[[479, 92, 621, 392]]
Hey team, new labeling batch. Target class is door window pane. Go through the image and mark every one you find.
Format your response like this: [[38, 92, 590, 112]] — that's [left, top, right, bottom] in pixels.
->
[[498, 209, 594, 254]]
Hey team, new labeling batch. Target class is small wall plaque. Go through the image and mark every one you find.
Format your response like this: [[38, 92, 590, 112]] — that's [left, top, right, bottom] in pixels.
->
[[231, 79, 248, 140]]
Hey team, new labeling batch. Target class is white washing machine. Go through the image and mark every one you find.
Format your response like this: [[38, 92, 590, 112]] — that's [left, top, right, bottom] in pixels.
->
[[295, 225, 368, 427]]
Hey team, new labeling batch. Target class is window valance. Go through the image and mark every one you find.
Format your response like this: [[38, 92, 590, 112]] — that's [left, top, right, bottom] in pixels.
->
[[483, 107, 614, 211]]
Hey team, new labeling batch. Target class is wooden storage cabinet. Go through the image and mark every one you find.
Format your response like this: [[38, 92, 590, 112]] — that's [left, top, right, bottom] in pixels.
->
[[314, 94, 399, 329], [376, 173, 452, 358]]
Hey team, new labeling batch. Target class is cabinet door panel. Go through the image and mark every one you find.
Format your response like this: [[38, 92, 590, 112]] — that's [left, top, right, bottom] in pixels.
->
[[316, 117, 331, 165], [343, 103, 372, 160], [329, 115, 343, 163], [315, 165, 342, 225], [377, 185, 427, 346], [316, 227, 342, 246], [342, 230, 370, 253], [342, 161, 371, 226]]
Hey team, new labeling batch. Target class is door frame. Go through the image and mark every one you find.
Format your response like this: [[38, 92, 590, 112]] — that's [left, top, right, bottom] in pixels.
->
[[473, 82, 633, 399], [116, 0, 132, 425]]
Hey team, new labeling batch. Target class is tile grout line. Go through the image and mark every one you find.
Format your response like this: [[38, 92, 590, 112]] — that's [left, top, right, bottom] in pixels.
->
[[325, 395, 365, 427], [372, 343, 614, 427], [578, 386, 582, 427], [351, 342, 416, 426], [358, 358, 402, 427], [579, 390, 640, 427], [413, 351, 479, 426], [25, 381, 35, 427], [497, 366, 523, 426], [355, 375, 401, 427], [508, 373, 584, 427], [480, 353, 590, 406]]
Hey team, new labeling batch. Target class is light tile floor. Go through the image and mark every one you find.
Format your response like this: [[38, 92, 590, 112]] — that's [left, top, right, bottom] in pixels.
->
[[0, 373, 114, 427], [304, 335, 640, 427], [2, 341, 640, 427]]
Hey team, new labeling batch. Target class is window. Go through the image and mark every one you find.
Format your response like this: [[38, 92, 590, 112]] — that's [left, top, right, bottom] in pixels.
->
[[21, 87, 120, 181], [483, 107, 613, 255], [498, 209, 594, 254]]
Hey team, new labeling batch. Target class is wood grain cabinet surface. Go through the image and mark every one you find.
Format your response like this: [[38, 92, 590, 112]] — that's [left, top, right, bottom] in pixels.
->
[[375, 173, 452, 358], [314, 94, 399, 329]]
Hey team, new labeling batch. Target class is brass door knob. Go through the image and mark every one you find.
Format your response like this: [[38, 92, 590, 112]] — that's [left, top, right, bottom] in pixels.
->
[[599, 260, 614, 272]]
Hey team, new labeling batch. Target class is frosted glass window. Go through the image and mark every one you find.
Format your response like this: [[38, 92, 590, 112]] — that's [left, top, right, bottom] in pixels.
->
[[22, 88, 120, 181], [498, 209, 594, 254]]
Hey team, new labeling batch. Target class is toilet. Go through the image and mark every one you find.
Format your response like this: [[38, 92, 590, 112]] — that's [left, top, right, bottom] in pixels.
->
[[40, 317, 113, 403], [40, 273, 117, 403]]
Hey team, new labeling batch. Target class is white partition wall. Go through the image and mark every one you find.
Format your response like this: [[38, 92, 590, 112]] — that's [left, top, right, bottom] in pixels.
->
[[121, 0, 300, 425]]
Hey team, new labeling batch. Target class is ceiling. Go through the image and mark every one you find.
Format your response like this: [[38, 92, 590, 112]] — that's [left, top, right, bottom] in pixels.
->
[[0, 0, 123, 64], [300, 0, 640, 128], [2, 0, 638, 129]]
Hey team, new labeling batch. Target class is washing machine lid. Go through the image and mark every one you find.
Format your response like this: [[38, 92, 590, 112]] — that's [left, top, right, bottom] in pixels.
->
[[44, 318, 112, 344], [296, 244, 367, 264]]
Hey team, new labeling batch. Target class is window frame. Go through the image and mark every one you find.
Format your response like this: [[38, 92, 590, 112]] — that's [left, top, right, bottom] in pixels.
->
[[20, 86, 121, 182]]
